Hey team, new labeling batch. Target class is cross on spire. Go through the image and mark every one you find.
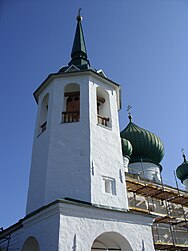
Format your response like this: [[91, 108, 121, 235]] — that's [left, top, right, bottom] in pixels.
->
[[77, 8, 82, 19]]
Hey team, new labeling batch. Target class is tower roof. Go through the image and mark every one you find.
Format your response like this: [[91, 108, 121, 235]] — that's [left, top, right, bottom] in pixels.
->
[[120, 116, 164, 165], [121, 138, 133, 158], [176, 152, 188, 183], [68, 9, 90, 68]]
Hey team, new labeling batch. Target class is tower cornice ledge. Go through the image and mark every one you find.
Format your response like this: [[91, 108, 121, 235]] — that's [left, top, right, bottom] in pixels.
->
[[33, 69, 122, 109]]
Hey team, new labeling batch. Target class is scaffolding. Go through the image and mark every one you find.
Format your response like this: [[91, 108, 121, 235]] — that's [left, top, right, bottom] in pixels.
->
[[126, 172, 188, 250], [0, 234, 11, 251], [0, 221, 22, 251]]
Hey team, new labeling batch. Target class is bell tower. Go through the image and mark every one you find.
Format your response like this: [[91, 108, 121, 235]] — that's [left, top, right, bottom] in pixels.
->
[[26, 12, 128, 214]]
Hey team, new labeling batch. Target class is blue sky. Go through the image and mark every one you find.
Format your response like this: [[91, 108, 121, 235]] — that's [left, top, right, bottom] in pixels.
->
[[1, 0, 188, 229]]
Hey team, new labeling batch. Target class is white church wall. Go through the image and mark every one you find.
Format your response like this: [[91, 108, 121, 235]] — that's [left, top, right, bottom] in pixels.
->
[[183, 179, 188, 191], [26, 82, 54, 214], [89, 76, 128, 210], [123, 156, 130, 172], [5, 203, 60, 251], [4, 201, 155, 251], [129, 162, 161, 182], [43, 76, 91, 205], [27, 72, 128, 215], [58, 201, 155, 251], [26, 75, 92, 214]]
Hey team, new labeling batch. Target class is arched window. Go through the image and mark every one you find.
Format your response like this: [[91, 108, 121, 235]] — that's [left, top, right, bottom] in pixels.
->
[[96, 87, 111, 128], [38, 94, 49, 135], [91, 232, 133, 251], [62, 83, 80, 123], [91, 240, 107, 250], [21, 236, 40, 251]]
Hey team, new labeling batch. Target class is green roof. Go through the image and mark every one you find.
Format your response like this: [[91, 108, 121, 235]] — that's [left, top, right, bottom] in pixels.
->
[[121, 138, 133, 158], [176, 154, 188, 182], [120, 117, 164, 165]]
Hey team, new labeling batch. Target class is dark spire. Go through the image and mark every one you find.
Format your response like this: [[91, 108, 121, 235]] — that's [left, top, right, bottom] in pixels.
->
[[68, 9, 90, 67]]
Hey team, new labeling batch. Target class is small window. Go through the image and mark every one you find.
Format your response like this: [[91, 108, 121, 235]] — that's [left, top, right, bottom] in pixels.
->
[[102, 176, 116, 195], [21, 236, 40, 251]]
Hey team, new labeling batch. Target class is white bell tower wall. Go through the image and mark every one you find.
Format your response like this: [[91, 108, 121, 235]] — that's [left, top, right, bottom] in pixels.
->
[[27, 74, 91, 214], [89, 75, 128, 209], [26, 71, 128, 215]]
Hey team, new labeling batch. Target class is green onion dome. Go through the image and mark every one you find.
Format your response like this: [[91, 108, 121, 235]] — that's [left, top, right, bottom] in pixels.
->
[[121, 138, 133, 158], [176, 153, 188, 183], [120, 115, 164, 165]]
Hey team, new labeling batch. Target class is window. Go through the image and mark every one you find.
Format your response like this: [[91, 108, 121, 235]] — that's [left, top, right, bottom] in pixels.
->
[[102, 176, 116, 195], [21, 236, 40, 251], [38, 94, 49, 135], [96, 86, 111, 128], [62, 83, 80, 123]]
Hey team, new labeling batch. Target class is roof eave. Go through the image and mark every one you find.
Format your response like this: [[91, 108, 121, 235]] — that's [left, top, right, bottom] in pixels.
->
[[33, 69, 122, 109], [0, 221, 23, 239]]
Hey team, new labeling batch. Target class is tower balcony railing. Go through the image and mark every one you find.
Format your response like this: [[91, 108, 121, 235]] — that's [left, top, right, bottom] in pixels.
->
[[97, 114, 109, 127], [62, 111, 80, 123]]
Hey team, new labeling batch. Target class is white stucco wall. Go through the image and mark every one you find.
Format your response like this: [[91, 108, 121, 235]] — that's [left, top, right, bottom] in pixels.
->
[[59, 202, 155, 251], [183, 179, 188, 191], [27, 71, 128, 214], [5, 201, 155, 251], [123, 156, 130, 172], [27, 74, 91, 214], [129, 162, 161, 182], [89, 77, 128, 210], [5, 203, 60, 251]]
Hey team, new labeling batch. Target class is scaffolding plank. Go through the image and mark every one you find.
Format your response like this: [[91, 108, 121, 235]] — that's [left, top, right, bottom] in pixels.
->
[[154, 243, 188, 250], [172, 220, 188, 227], [168, 195, 188, 205], [174, 244, 188, 250], [126, 175, 188, 207], [126, 180, 144, 192], [128, 206, 149, 214], [154, 215, 178, 224], [154, 242, 174, 250]]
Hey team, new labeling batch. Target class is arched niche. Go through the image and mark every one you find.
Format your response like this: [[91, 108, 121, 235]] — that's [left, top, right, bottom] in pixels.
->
[[96, 86, 111, 128], [62, 83, 80, 123], [21, 236, 40, 251], [38, 93, 49, 135], [91, 231, 133, 251]]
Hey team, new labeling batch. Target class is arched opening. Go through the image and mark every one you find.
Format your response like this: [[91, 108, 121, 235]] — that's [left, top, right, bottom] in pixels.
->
[[38, 94, 49, 135], [62, 83, 80, 123], [96, 87, 111, 128], [91, 232, 133, 251], [21, 236, 40, 251]]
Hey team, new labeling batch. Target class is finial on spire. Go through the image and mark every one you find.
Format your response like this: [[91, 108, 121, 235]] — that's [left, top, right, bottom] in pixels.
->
[[77, 8, 82, 21], [181, 148, 187, 162], [126, 105, 133, 122]]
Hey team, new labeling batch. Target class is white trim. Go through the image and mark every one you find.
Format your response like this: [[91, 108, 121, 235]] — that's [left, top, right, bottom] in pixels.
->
[[97, 69, 107, 78], [64, 64, 80, 73]]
